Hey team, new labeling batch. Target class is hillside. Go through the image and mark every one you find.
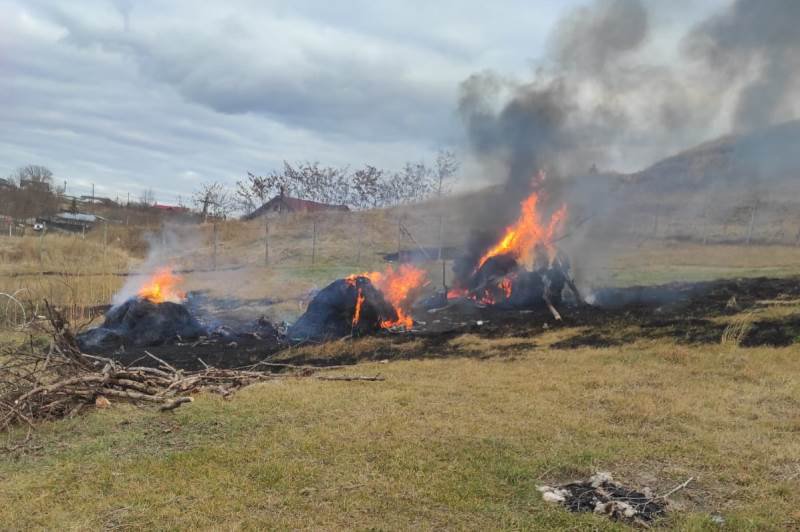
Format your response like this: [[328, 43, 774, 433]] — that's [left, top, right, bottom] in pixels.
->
[[628, 120, 800, 189]]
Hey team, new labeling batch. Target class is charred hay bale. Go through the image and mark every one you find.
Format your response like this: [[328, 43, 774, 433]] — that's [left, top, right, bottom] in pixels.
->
[[288, 277, 396, 342], [77, 298, 206, 352]]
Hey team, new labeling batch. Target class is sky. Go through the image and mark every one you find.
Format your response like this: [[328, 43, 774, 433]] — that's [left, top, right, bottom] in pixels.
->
[[0, 0, 729, 204]]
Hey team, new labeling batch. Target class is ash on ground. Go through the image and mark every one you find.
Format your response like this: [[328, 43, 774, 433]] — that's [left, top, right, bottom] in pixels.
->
[[538, 472, 667, 525]]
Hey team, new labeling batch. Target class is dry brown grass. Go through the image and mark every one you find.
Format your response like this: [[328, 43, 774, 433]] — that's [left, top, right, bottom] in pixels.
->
[[0, 233, 133, 322], [0, 339, 798, 529]]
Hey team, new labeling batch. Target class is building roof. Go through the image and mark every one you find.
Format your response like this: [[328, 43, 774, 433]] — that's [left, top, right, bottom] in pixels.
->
[[55, 212, 99, 223], [153, 203, 189, 212], [243, 195, 349, 219]]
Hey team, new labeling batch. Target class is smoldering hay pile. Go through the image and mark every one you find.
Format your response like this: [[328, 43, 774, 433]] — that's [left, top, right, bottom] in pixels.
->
[[77, 268, 205, 352]]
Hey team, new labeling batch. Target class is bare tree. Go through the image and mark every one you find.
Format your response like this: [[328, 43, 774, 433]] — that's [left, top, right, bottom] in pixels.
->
[[392, 161, 434, 205], [434, 149, 459, 196], [0, 165, 59, 218], [194, 181, 233, 221], [243, 154, 455, 212], [139, 188, 156, 207], [13, 165, 53, 191], [352, 165, 384, 209]]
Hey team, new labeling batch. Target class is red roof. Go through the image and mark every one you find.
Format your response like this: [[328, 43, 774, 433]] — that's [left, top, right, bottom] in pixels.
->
[[280, 196, 348, 212], [153, 203, 189, 212], [244, 195, 349, 219]]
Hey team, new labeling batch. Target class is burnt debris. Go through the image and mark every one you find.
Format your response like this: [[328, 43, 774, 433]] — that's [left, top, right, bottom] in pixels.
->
[[446, 247, 575, 314], [538, 472, 667, 525]]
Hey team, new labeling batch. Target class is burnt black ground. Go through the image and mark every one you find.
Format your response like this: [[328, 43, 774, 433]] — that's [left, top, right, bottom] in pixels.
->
[[93, 276, 800, 370]]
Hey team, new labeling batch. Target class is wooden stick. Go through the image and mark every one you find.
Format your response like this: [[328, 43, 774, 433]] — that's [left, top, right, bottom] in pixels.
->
[[658, 477, 694, 499], [316, 375, 385, 382], [248, 361, 348, 371], [542, 293, 562, 321], [144, 351, 178, 374], [159, 397, 193, 412]]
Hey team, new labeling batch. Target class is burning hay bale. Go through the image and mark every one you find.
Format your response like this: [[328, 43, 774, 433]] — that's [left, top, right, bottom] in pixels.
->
[[289, 265, 428, 342], [538, 472, 671, 526], [288, 276, 397, 342], [442, 173, 578, 316]]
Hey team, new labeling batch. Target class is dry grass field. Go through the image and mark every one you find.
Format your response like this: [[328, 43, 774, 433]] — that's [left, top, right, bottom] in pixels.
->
[[1, 201, 800, 529], [1, 340, 798, 529]]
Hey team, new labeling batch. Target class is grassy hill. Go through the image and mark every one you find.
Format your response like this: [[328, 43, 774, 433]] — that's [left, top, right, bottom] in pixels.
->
[[629, 120, 800, 189]]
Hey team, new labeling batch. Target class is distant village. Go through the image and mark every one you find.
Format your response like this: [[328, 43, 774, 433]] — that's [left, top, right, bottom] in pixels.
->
[[0, 154, 458, 235]]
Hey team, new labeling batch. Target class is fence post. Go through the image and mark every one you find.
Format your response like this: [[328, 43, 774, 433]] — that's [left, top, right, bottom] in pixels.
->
[[212, 222, 218, 271], [39, 227, 46, 268], [356, 217, 363, 266], [103, 221, 108, 264], [652, 205, 660, 237], [396, 216, 403, 260], [311, 218, 317, 266], [264, 219, 269, 266], [746, 202, 758, 246]]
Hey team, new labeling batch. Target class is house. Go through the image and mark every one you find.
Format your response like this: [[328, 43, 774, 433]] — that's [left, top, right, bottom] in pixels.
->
[[153, 203, 190, 214], [39, 212, 104, 233], [243, 194, 349, 220], [0, 178, 14, 189], [79, 195, 117, 207]]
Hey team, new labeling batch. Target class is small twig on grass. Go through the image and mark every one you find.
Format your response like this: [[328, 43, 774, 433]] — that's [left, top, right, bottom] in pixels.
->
[[657, 477, 694, 500], [248, 361, 349, 371]]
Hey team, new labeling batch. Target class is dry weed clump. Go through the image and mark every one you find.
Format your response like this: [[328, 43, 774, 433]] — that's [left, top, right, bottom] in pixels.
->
[[720, 312, 755, 348]]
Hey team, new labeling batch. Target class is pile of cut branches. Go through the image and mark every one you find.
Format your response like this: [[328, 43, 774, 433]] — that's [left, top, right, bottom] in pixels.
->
[[0, 304, 382, 431]]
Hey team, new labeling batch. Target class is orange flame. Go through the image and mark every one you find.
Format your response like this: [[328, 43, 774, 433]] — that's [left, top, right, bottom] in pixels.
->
[[137, 267, 185, 303], [477, 173, 567, 270], [352, 287, 365, 327], [500, 277, 513, 298], [347, 264, 428, 329]]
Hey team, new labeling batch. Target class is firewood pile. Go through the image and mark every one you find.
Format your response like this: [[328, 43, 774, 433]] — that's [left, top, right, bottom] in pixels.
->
[[0, 304, 382, 431]]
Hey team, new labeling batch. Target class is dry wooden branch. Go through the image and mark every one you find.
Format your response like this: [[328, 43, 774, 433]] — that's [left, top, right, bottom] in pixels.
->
[[0, 308, 386, 432], [159, 397, 193, 412], [542, 293, 563, 321], [316, 374, 385, 382]]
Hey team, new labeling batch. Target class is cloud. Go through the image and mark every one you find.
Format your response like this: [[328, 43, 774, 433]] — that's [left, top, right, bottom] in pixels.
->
[[0, 0, 742, 203], [4, 0, 499, 199]]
